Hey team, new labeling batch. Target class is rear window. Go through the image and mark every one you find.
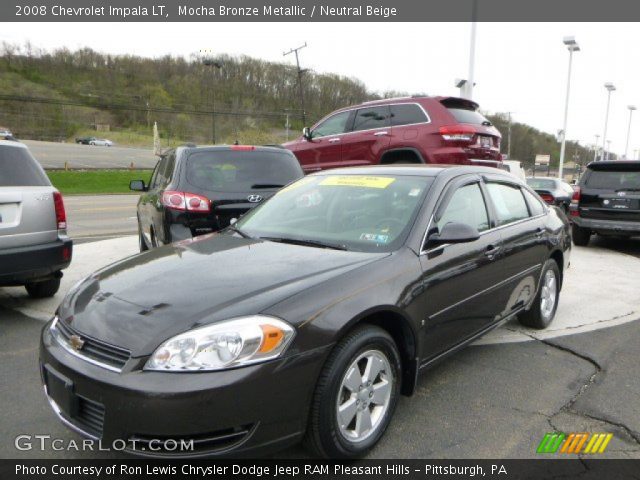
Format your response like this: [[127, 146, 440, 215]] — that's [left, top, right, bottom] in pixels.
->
[[185, 150, 303, 193], [0, 145, 50, 187], [447, 108, 492, 126], [526, 178, 557, 190], [584, 169, 640, 190]]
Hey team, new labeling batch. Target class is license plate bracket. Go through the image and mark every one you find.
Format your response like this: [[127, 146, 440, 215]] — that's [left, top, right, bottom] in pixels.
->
[[44, 364, 79, 417]]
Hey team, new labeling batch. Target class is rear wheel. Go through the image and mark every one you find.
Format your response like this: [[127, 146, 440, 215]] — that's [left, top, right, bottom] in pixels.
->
[[25, 276, 61, 298], [304, 325, 401, 458], [518, 260, 560, 329], [572, 224, 591, 246]]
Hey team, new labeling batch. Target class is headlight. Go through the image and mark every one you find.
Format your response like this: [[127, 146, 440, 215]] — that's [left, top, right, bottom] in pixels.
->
[[145, 316, 295, 371]]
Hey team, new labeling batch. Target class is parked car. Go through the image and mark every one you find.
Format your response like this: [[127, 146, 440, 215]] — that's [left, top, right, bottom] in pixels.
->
[[526, 177, 574, 213], [0, 140, 72, 297], [89, 138, 113, 147], [570, 160, 640, 246], [75, 136, 96, 145], [283, 96, 502, 173], [501, 160, 526, 180], [41, 165, 570, 458], [130, 144, 304, 251]]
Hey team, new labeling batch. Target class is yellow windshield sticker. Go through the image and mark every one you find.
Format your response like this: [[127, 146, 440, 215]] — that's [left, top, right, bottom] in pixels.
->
[[319, 176, 396, 189]]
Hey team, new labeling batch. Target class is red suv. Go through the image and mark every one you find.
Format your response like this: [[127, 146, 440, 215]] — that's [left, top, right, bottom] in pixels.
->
[[283, 96, 502, 173]]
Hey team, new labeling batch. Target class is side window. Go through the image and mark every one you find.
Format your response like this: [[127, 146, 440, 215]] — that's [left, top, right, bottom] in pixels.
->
[[390, 104, 428, 127], [486, 183, 530, 226], [352, 106, 391, 132], [149, 161, 162, 189], [522, 188, 545, 216], [163, 152, 176, 184], [312, 111, 351, 138], [437, 183, 490, 233], [151, 157, 168, 189]]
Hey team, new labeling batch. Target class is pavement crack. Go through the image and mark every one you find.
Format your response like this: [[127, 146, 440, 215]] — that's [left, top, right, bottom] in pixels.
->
[[570, 411, 640, 447]]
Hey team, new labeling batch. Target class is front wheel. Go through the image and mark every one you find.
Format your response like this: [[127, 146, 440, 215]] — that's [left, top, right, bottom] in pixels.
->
[[304, 325, 401, 458], [518, 260, 560, 329]]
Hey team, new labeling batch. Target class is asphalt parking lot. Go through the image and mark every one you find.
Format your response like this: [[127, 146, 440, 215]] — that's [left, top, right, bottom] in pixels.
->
[[0, 235, 639, 459]]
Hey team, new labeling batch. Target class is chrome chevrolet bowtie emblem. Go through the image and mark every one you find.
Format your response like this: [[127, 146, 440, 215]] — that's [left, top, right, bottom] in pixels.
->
[[247, 194, 263, 203], [69, 334, 85, 351]]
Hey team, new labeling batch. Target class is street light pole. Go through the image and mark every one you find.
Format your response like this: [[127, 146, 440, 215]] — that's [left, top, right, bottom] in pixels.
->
[[506, 112, 514, 160], [466, 0, 478, 99], [601, 82, 616, 161], [558, 36, 580, 180], [593, 134, 600, 162], [624, 105, 636, 159], [607, 140, 612, 160]]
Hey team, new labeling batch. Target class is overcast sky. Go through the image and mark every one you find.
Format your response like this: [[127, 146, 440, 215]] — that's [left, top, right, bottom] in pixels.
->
[[2, 22, 640, 158]]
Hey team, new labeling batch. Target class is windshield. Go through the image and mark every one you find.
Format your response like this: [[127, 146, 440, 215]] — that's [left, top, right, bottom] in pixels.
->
[[235, 174, 434, 252], [185, 150, 302, 192], [585, 170, 640, 190], [526, 178, 556, 190]]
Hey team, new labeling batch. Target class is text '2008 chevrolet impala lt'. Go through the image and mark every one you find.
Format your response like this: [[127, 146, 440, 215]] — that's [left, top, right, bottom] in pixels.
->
[[40, 165, 571, 458]]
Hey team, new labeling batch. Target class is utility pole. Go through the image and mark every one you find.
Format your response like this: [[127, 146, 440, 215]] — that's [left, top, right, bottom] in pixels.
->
[[283, 42, 308, 125], [202, 51, 223, 144]]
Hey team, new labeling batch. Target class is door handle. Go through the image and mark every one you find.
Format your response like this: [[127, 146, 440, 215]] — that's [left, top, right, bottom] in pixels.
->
[[373, 131, 389, 136], [535, 227, 544, 238], [484, 245, 501, 260], [327, 138, 341, 143]]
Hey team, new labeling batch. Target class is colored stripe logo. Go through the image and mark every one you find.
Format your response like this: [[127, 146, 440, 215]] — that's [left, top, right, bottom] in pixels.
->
[[537, 432, 613, 454]]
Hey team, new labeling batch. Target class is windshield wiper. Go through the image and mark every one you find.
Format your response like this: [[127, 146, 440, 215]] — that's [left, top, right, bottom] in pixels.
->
[[227, 225, 252, 239], [616, 188, 640, 192], [250, 183, 285, 189], [259, 236, 348, 251]]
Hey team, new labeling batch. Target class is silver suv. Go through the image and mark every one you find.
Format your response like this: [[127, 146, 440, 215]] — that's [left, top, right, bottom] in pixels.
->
[[0, 140, 72, 297]]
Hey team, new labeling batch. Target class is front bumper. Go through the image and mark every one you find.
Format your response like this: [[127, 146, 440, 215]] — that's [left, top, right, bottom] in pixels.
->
[[0, 237, 72, 285], [39, 320, 331, 457], [572, 215, 640, 235]]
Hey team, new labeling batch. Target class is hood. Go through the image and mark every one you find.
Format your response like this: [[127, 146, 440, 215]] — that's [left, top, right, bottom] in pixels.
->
[[60, 233, 387, 356]]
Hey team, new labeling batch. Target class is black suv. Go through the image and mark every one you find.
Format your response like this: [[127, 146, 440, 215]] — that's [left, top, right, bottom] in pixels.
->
[[130, 145, 304, 251], [570, 160, 640, 245]]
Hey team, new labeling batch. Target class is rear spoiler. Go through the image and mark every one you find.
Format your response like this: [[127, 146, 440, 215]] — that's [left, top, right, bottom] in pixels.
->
[[438, 96, 480, 111]]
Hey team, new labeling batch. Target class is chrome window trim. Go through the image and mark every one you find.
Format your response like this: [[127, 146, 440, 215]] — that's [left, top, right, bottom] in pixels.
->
[[50, 317, 123, 374], [420, 213, 546, 256], [311, 102, 431, 139]]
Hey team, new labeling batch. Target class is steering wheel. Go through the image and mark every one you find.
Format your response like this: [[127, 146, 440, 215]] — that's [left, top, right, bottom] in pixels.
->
[[374, 218, 405, 232]]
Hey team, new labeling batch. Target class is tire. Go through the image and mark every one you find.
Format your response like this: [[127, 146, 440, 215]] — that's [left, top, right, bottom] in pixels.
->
[[518, 260, 560, 329], [25, 276, 61, 299], [572, 224, 591, 246], [138, 221, 148, 252], [304, 325, 401, 459]]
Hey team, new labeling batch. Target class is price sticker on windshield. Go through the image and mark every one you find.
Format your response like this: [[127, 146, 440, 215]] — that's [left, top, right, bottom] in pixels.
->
[[319, 176, 396, 189]]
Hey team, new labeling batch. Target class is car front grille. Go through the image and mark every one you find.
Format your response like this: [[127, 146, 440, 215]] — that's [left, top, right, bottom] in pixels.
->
[[54, 318, 131, 370], [129, 424, 255, 455]]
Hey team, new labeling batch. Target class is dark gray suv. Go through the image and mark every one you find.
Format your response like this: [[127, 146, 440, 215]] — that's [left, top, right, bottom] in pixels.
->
[[0, 140, 72, 297]]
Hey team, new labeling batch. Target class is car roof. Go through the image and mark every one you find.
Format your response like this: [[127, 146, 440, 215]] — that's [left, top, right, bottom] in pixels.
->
[[309, 164, 515, 179], [176, 144, 296, 156], [0, 140, 27, 149], [586, 160, 640, 170]]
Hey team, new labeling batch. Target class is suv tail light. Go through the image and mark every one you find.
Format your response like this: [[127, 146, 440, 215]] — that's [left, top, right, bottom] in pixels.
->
[[569, 187, 581, 217], [53, 191, 67, 231], [539, 192, 555, 204], [230, 145, 256, 151], [438, 125, 476, 143], [162, 191, 211, 213]]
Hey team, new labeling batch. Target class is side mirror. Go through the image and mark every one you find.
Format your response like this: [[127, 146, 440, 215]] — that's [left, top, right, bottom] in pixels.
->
[[129, 180, 147, 192], [428, 222, 480, 245], [230, 218, 237, 225], [302, 127, 312, 141]]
